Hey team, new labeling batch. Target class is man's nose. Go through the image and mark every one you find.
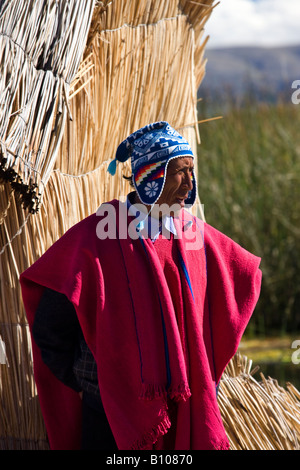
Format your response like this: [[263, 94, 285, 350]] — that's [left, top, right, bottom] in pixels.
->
[[183, 171, 193, 190]]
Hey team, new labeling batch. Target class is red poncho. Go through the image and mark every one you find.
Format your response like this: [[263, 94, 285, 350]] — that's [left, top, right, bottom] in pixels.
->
[[20, 200, 262, 450]]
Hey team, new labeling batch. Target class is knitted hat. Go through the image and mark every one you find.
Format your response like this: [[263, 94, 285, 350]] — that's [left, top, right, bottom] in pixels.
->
[[108, 121, 196, 206]]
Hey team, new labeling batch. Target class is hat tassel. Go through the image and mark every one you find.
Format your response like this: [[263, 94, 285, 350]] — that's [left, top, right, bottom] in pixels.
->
[[107, 158, 117, 175]]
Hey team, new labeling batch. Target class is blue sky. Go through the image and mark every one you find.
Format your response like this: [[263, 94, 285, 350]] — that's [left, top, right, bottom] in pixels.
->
[[205, 0, 300, 49]]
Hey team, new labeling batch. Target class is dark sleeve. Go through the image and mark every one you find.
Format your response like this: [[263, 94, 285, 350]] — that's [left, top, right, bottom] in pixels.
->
[[32, 287, 82, 392]]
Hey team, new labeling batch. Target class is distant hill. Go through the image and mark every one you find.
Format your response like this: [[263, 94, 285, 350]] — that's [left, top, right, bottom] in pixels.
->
[[199, 45, 300, 104]]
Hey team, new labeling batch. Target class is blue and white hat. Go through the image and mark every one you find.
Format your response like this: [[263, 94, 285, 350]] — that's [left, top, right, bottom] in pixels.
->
[[108, 121, 196, 206]]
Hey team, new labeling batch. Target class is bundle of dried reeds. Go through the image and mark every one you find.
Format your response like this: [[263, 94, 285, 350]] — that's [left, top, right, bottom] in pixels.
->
[[0, 183, 48, 449], [0, 0, 95, 213], [218, 353, 300, 450], [87, 0, 217, 81]]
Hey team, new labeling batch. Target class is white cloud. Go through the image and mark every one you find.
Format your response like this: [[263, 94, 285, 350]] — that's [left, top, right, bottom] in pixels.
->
[[205, 0, 300, 48]]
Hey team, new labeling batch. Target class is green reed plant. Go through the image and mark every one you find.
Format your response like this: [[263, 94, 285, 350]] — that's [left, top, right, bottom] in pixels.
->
[[197, 99, 300, 336]]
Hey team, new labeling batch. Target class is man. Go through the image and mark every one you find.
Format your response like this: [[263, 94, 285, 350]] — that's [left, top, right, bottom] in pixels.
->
[[20, 121, 262, 450]]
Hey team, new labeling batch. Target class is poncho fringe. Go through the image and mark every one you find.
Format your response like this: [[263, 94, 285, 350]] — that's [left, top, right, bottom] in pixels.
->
[[130, 409, 171, 450]]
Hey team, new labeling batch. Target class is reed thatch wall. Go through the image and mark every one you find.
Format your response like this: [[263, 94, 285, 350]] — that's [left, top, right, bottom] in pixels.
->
[[1, 0, 300, 451], [0, 0, 214, 450]]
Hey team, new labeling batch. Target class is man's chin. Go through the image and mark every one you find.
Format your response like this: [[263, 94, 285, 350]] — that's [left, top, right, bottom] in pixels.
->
[[176, 198, 187, 208]]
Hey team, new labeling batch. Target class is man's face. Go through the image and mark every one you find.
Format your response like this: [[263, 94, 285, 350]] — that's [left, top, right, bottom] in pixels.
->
[[156, 157, 194, 210]]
